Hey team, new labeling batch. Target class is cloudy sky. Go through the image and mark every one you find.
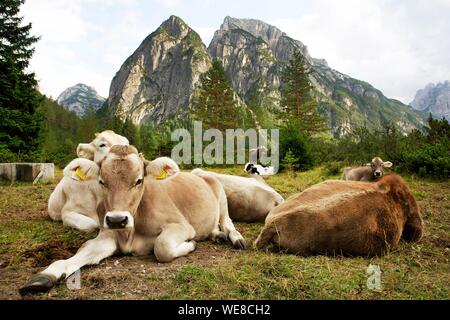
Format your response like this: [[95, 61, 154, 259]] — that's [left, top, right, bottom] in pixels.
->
[[21, 0, 450, 104]]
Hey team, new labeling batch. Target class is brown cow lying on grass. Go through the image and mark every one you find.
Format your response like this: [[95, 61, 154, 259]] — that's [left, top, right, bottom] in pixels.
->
[[20, 145, 245, 295], [342, 157, 393, 181], [255, 173, 423, 256]]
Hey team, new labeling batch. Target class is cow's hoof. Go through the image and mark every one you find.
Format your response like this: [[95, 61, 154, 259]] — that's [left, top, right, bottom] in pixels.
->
[[19, 274, 56, 295], [232, 238, 247, 250], [212, 232, 228, 243]]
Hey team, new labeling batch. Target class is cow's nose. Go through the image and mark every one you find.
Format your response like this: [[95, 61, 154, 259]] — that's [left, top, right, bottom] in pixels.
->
[[105, 215, 128, 229], [374, 171, 382, 177]]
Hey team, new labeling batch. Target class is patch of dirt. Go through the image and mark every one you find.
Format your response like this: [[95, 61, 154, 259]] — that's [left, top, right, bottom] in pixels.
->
[[22, 240, 79, 267], [429, 236, 450, 249]]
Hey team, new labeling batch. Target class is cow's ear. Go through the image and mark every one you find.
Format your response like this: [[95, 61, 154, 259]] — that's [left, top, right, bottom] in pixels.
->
[[69, 166, 86, 181], [145, 158, 179, 180], [383, 161, 393, 168], [142, 159, 149, 177], [77, 143, 95, 160]]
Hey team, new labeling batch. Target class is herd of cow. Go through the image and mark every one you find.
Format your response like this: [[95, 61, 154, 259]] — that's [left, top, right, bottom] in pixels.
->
[[19, 130, 424, 295]]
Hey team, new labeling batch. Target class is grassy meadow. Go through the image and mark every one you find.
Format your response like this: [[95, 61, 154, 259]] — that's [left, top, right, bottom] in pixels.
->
[[0, 166, 448, 300]]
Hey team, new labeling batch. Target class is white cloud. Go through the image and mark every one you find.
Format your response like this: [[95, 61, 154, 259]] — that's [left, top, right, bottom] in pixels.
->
[[21, 0, 89, 43], [271, 0, 450, 103], [156, 0, 182, 8], [19, 0, 450, 103], [192, 26, 216, 46]]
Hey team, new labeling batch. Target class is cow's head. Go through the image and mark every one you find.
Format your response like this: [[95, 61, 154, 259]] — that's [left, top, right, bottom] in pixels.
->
[[244, 163, 259, 174], [63, 158, 100, 181], [99, 146, 179, 230], [77, 130, 129, 164], [365, 157, 393, 179]]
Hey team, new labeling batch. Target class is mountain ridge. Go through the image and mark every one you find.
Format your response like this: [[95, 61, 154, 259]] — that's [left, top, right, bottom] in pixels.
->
[[57, 83, 105, 117], [104, 15, 426, 136], [410, 81, 450, 119]]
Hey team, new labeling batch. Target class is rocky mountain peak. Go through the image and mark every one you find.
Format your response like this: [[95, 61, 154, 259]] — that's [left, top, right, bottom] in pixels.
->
[[221, 16, 285, 44], [160, 15, 189, 38], [106, 15, 426, 136], [107, 15, 211, 124], [410, 81, 450, 119], [57, 83, 105, 117]]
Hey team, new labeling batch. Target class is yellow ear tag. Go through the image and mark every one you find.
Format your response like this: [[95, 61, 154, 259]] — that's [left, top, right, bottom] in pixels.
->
[[75, 167, 86, 181], [154, 169, 167, 180]]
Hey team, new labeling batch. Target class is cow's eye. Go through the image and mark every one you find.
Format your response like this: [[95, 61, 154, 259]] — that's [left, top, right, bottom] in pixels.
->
[[135, 178, 143, 186], [99, 179, 105, 186], [99, 144, 106, 148]]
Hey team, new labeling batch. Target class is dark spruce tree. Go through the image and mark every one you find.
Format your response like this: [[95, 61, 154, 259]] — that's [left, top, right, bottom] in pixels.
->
[[0, 0, 42, 161], [279, 51, 326, 136], [191, 60, 240, 131]]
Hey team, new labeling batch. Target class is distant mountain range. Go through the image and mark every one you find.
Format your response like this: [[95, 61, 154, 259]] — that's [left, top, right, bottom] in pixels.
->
[[59, 16, 429, 135], [57, 83, 105, 117], [410, 81, 450, 119]]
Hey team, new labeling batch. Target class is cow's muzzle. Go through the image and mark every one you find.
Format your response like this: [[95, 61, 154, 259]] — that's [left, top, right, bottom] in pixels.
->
[[374, 170, 382, 177], [104, 211, 133, 229]]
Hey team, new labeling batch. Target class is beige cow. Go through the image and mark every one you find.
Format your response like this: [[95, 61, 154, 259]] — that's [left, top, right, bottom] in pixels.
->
[[342, 157, 393, 181], [77, 130, 129, 164], [255, 173, 423, 257], [20, 146, 245, 294], [191, 169, 284, 222], [48, 158, 101, 232]]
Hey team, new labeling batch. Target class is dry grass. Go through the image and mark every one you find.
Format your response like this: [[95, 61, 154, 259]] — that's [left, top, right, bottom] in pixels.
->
[[0, 166, 448, 300]]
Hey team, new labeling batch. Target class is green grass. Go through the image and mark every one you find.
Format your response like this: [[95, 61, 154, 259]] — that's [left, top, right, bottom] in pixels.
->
[[0, 166, 448, 300]]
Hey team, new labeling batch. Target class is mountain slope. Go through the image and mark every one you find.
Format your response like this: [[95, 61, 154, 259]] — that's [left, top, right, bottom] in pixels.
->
[[209, 17, 426, 136], [57, 84, 105, 117], [106, 15, 426, 135], [410, 81, 450, 119], [107, 15, 211, 124]]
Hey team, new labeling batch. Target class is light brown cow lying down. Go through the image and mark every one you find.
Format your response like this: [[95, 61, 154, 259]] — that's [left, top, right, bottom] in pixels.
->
[[77, 130, 129, 164], [20, 146, 245, 294], [191, 168, 284, 222], [48, 158, 101, 232], [342, 157, 393, 181], [255, 174, 423, 257]]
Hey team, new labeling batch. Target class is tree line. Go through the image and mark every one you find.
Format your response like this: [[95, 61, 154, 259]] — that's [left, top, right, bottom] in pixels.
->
[[1, 0, 448, 179]]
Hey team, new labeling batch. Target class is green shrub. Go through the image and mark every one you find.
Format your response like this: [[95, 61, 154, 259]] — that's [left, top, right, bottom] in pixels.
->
[[324, 161, 345, 176], [279, 123, 314, 171], [399, 143, 450, 179], [0, 144, 17, 162], [281, 149, 300, 171]]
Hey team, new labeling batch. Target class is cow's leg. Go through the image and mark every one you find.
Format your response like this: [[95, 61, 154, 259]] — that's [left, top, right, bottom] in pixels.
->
[[210, 206, 228, 243], [62, 211, 98, 232], [217, 187, 246, 250], [154, 223, 196, 262], [19, 231, 117, 295]]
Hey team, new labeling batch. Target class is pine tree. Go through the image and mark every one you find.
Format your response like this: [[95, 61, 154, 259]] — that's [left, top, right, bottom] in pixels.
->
[[0, 0, 42, 159], [279, 51, 326, 135], [191, 60, 239, 131]]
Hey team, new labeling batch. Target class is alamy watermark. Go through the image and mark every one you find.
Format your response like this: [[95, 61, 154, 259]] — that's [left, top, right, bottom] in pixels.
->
[[366, 264, 382, 291], [170, 121, 279, 170], [66, 269, 81, 290]]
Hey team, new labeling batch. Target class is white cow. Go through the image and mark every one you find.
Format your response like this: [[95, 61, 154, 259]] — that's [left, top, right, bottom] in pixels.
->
[[20, 146, 245, 295], [192, 168, 284, 222], [48, 158, 102, 232], [77, 130, 129, 164]]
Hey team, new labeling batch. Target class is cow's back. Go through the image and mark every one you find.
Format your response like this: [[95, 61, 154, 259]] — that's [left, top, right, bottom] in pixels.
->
[[342, 166, 372, 181], [258, 180, 404, 256]]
